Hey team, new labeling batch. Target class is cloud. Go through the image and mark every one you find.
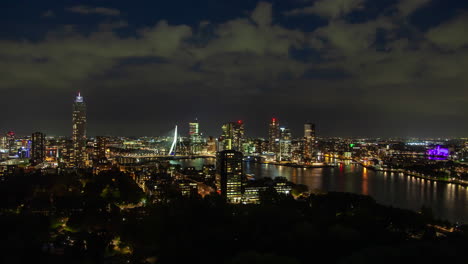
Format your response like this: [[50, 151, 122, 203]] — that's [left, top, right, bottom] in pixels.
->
[[311, 17, 395, 56], [0, 20, 192, 90], [285, 0, 365, 19], [426, 13, 468, 50], [66, 6, 121, 16], [188, 2, 304, 61], [251, 2, 273, 27], [397, 0, 431, 16], [0, 1, 467, 126]]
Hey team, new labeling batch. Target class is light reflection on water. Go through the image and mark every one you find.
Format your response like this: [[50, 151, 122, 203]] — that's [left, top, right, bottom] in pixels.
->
[[171, 158, 468, 223]]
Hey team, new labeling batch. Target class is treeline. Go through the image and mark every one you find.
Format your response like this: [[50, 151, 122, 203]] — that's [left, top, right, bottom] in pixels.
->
[[0, 170, 467, 263]]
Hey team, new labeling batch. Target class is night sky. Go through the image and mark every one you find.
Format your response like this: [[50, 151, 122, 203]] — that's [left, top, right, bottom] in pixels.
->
[[1, 0, 467, 138]]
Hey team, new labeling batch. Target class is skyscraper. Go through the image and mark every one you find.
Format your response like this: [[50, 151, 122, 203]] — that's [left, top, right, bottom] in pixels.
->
[[221, 121, 245, 151], [31, 132, 45, 165], [71, 92, 87, 168], [221, 123, 233, 150], [304, 123, 315, 140], [233, 120, 245, 151], [6, 131, 16, 156], [189, 119, 202, 154], [303, 123, 316, 160], [206, 136, 217, 154], [95, 136, 107, 160], [279, 127, 292, 161], [189, 119, 199, 141], [216, 150, 244, 203], [268, 118, 280, 154]]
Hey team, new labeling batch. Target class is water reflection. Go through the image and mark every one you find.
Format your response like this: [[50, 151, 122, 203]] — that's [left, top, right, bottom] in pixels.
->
[[362, 168, 368, 195], [171, 158, 468, 223]]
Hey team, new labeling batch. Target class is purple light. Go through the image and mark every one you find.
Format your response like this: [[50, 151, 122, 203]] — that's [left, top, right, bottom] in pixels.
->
[[427, 146, 449, 157], [428, 157, 447, 161]]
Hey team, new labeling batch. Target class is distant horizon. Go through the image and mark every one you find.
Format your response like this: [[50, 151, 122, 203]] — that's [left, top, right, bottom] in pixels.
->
[[4, 129, 466, 141]]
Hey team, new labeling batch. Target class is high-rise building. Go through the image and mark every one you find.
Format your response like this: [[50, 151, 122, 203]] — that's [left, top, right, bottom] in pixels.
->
[[303, 123, 316, 160], [221, 123, 233, 150], [304, 123, 315, 140], [189, 119, 199, 141], [31, 132, 46, 165], [6, 131, 16, 156], [189, 119, 203, 154], [206, 136, 217, 154], [216, 150, 244, 203], [253, 139, 265, 154], [221, 121, 245, 151], [268, 118, 280, 154], [71, 92, 87, 168], [233, 120, 245, 151], [279, 127, 292, 161], [0, 135, 6, 150], [95, 136, 107, 160]]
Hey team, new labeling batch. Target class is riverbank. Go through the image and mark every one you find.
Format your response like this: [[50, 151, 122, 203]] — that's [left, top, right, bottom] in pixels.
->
[[359, 163, 468, 187], [172, 157, 468, 223], [246, 158, 468, 187]]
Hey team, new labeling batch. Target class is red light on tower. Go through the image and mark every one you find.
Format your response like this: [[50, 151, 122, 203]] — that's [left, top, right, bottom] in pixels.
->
[[272, 118, 277, 123], [7, 131, 15, 137], [237, 120, 243, 124]]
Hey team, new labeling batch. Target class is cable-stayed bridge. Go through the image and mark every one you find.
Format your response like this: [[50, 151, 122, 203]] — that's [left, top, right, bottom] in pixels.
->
[[116, 125, 215, 160]]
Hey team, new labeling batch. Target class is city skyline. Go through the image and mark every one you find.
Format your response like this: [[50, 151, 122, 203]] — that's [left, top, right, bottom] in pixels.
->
[[1, 0, 467, 137], [2, 92, 467, 140], [1, 1, 468, 262]]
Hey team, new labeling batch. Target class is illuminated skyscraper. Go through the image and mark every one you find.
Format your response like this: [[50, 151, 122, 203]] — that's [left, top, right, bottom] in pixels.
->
[[221, 123, 233, 150], [216, 150, 244, 203], [0, 135, 6, 150], [6, 131, 16, 156], [268, 118, 280, 154], [233, 120, 245, 151], [279, 127, 292, 161], [303, 123, 316, 160], [221, 121, 245, 151], [95, 136, 107, 160], [206, 136, 217, 154], [31, 132, 45, 165], [189, 119, 202, 154], [189, 119, 199, 141], [71, 92, 87, 168], [304, 123, 315, 140]]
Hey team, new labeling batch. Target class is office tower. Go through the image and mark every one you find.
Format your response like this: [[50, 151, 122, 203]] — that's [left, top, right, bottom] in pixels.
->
[[304, 123, 315, 140], [95, 136, 107, 160], [221, 123, 234, 150], [233, 120, 244, 151], [6, 131, 16, 156], [207, 136, 217, 154], [279, 127, 292, 161], [268, 118, 280, 154], [221, 121, 244, 151], [303, 123, 316, 160], [189, 119, 202, 154], [71, 92, 87, 168], [189, 119, 199, 141], [31, 132, 46, 165], [216, 150, 244, 203], [281, 127, 292, 141], [254, 139, 264, 154], [0, 135, 6, 150]]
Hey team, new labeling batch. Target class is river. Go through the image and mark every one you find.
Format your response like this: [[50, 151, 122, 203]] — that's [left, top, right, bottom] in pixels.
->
[[170, 158, 468, 223]]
